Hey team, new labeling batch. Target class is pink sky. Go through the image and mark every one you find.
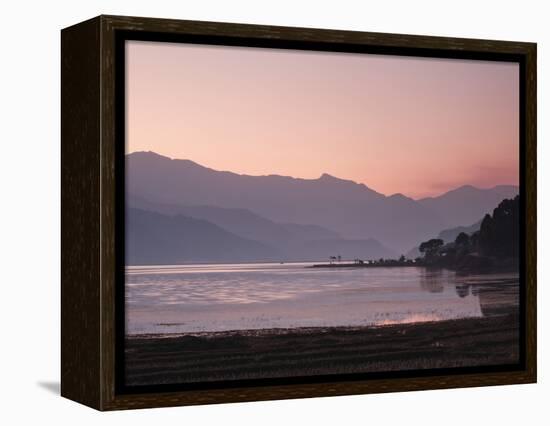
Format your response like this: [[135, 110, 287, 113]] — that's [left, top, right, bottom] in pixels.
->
[[126, 41, 519, 199]]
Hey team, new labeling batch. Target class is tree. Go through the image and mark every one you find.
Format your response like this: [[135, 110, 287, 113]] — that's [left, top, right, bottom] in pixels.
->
[[399, 255, 406, 262], [419, 238, 444, 259], [476, 195, 519, 258], [478, 213, 494, 256], [470, 231, 480, 250], [455, 232, 470, 247]]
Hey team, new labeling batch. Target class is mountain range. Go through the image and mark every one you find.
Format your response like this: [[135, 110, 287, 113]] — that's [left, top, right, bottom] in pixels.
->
[[406, 220, 482, 259], [127, 208, 279, 264], [127, 200, 397, 264], [126, 151, 518, 264]]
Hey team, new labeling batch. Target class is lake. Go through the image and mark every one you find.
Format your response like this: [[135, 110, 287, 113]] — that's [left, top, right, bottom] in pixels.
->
[[125, 262, 519, 335]]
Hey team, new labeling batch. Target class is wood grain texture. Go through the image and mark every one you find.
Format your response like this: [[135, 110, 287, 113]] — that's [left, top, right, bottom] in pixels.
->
[[61, 17, 102, 410], [61, 14, 537, 411], [99, 15, 118, 409], [101, 14, 532, 54], [104, 370, 536, 411], [524, 43, 537, 382]]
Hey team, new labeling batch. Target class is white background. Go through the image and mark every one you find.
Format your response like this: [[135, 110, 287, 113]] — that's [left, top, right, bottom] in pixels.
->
[[0, 0, 546, 424]]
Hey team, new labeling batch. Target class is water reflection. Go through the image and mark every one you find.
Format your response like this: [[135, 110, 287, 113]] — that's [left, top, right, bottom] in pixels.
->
[[454, 279, 519, 317], [126, 263, 519, 334], [455, 284, 470, 298], [419, 269, 445, 293]]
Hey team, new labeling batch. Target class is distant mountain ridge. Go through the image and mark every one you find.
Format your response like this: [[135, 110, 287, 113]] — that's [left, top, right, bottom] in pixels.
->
[[127, 207, 396, 265], [438, 220, 482, 244], [418, 184, 519, 228], [128, 194, 341, 247], [126, 151, 519, 254], [126, 208, 280, 265], [406, 220, 483, 259]]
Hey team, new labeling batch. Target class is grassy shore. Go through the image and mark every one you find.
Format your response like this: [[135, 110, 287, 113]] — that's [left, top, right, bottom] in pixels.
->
[[125, 312, 519, 386]]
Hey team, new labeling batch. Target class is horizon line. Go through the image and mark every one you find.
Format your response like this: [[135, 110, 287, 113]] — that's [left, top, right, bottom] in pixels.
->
[[126, 150, 519, 200]]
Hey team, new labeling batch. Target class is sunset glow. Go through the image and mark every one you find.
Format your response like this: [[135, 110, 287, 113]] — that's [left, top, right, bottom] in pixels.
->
[[126, 41, 519, 199]]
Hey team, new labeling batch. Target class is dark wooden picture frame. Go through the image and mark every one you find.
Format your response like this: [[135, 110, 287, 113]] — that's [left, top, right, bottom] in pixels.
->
[[61, 15, 536, 411]]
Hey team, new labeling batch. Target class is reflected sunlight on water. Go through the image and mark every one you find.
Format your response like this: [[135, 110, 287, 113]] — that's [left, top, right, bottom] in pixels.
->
[[125, 263, 519, 335]]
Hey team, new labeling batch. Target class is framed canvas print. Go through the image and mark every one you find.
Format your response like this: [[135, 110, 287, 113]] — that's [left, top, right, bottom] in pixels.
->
[[61, 15, 536, 410]]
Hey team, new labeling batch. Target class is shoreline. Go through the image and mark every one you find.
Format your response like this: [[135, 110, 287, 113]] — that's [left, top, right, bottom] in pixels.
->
[[310, 262, 418, 268], [125, 319, 471, 340], [310, 261, 519, 274], [125, 313, 519, 386]]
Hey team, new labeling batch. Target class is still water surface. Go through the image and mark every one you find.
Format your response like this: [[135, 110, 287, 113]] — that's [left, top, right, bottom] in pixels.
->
[[126, 262, 519, 335]]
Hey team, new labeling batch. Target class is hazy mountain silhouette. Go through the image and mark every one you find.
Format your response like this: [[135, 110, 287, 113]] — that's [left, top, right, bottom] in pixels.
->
[[127, 152, 518, 252], [437, 220, 482, 243], [418, 185, 518, 227], [128, 195, 340, 247], [280, 223, 341, 242], [127, 198, 396, 262], [406, 219, 482, 259], [126, 208, 281, 265]]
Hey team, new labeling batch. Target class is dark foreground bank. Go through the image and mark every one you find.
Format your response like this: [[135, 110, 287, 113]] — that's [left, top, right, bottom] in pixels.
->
[[125, 312, 519, 386]]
